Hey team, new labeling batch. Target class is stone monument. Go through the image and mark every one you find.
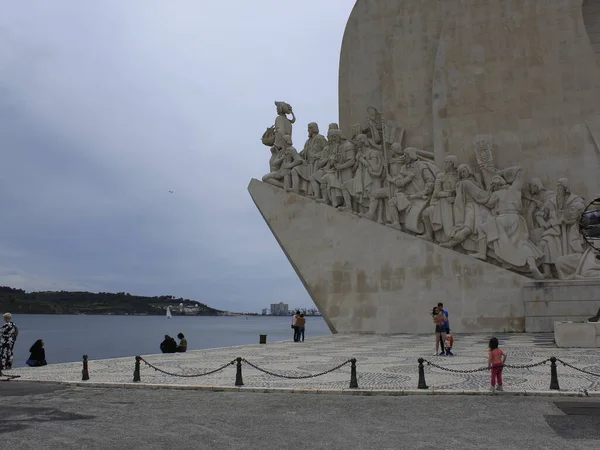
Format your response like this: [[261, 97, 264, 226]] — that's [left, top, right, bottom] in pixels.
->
[[249, 0, 600, 334]]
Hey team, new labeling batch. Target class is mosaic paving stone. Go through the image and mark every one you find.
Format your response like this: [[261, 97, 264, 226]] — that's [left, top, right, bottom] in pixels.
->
[[7, 333, 600, 392]]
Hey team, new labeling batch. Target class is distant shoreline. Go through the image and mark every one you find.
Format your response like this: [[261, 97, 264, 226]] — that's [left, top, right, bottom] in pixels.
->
[[8, 312, 322, 317]]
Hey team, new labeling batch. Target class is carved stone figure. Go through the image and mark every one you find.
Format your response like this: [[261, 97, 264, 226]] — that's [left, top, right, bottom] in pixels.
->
[[386, 147, 439, 233], [345, 134, 385, 220], [321, 130, 356, 211], [362, 106, 384, 149], [421, 155, 459, 243], [262, 146, 285, 188], [387, 143, 406, 176], [273, 101, 296, 150], [556, 248, 600, 280], [471, 166, 544, 279], [311, 129, 341, 204], [555, 223, 588, 279], [441, 164, 487, 251], [525, 178, 555, 242], [291, 122, 328, 195], [262, 135, 301, 190], [536, 178, 586, 277], [280, 135, 302, 191], [473, 138, 495, 189]]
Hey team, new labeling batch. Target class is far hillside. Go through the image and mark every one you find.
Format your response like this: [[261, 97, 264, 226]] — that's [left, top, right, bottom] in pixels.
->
[[0, 286, 224, 316]]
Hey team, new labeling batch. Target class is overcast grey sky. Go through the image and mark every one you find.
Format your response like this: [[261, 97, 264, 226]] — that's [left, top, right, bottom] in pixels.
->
[[0, 0, 355, 312]]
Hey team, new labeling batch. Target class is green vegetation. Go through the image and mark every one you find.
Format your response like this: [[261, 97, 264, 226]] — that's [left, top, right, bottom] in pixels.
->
[[0, 286, 224, 316]]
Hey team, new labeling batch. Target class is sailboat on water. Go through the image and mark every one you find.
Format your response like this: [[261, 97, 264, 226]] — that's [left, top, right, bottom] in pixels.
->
[[166, 306, 172, 319]]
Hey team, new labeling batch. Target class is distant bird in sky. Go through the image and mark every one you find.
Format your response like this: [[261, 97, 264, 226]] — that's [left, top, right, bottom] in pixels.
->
[[168, 190, 174, 193]]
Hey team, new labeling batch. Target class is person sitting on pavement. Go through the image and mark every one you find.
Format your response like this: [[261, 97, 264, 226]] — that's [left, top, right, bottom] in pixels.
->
[[176, 333, 187, 352], [160, 335, 177, 353], [26, 339, 47, 367]]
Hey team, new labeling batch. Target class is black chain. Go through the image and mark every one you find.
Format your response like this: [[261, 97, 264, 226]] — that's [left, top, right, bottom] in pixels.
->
[[138, 357, 237, 378], [241, 358, 351, 379], [424, 358, 551, 373], [504, 359, 550, 369], [424, 359, 488, 373], [556, 358, 600, 377]]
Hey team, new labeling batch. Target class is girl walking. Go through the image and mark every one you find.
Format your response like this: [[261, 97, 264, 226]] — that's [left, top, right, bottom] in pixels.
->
[[488, 337, 506, 392]]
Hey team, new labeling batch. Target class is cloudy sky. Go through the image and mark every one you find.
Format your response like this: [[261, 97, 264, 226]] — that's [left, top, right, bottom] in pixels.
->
[[0, 0, 356, 312]]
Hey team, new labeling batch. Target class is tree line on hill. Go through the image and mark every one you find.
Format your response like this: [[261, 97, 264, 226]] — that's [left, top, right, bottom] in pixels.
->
[[0, 286, 223, 316]]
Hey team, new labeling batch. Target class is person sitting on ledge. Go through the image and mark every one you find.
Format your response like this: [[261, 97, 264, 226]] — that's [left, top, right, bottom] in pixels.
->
[[176, 333, 187, 352], [26, 339, 47, 367], [160, 335, 177, 353]]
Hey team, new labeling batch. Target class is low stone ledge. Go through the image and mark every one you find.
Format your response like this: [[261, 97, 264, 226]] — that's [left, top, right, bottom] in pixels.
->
[[554, 321, 600, 347]]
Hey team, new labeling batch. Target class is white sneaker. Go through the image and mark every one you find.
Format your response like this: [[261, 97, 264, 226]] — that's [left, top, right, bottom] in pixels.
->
[[496, 386, 503, 392], [489, 386, 495, 393]]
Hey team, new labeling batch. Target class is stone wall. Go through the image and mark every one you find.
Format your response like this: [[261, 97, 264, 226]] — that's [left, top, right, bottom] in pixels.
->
[[524, 280, 600, 332], [340, 0, 600, 201], [583, 0, 600, 56]]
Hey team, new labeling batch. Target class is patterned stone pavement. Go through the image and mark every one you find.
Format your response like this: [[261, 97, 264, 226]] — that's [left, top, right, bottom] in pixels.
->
[[7, 333, 600, 393]]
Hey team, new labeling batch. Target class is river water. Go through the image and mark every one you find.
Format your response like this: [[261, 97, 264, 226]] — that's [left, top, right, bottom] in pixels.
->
[[8, 314, 331, 368]]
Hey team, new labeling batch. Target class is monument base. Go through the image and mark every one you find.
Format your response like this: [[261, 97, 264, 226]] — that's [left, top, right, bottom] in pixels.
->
[[554, 321, 600, 348], [524, 280, 600, 332]]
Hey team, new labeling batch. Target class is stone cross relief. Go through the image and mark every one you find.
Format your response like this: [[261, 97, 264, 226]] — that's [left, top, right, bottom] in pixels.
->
[[259, 103, 598, 281]]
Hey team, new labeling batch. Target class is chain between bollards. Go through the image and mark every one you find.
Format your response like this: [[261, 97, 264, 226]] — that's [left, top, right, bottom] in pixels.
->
[[82, 354, 90, 381], [550, 356, 560, 390], [133, 356, 141, 382], [349, 358, 358, 388], [235, 357, 244, 386], [418, 358, 429, 389]]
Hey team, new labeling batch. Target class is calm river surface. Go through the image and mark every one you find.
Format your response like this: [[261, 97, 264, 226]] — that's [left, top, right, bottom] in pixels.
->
[[9, 315, 331, 368]]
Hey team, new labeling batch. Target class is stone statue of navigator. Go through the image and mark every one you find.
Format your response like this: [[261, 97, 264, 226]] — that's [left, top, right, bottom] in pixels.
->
[[472, 166, 544, 279]]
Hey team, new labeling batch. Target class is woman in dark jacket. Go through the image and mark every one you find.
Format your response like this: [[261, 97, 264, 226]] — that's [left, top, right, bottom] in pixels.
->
[[26, 339, 47, 367], [160, 335, 177, 353]]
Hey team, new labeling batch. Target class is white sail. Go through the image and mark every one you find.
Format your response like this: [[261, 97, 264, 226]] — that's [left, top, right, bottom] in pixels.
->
[[166, 306, 172, 319]]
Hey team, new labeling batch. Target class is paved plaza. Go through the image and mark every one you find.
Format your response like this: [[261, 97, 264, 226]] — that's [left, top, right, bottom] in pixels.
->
[[6, 333, 600, 393], [2, 383, 600, 449]]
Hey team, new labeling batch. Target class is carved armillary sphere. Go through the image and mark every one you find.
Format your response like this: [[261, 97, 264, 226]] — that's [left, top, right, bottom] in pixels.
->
[[579, 198, 600, 252]]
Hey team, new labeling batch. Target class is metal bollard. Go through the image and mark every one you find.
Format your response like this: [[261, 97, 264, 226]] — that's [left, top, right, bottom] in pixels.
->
[[133, 356, 141, 382], [418, 358, 429, 389], [82, 354, 90, 381], [550, 357, 560, 390], [235, 357, 244, 386], [349, 358, 358, 388], [259, 334, 267, 344]]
